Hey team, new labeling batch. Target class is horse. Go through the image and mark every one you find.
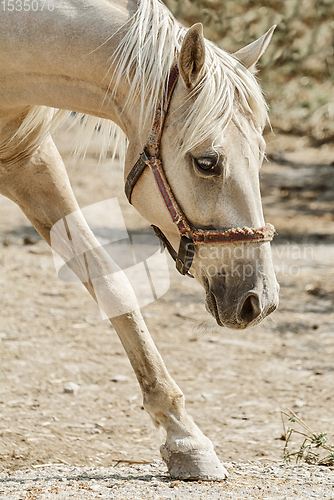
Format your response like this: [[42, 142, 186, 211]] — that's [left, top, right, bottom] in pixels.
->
[[0, 0, 279, 480]]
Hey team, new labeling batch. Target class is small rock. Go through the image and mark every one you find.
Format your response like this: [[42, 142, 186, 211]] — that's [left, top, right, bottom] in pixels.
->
[[95, 422, 105, 429], [23, 235, 38, 245], [294, 399, 305, 408], [90, 484, 101, 491], [111, 375, 130, 383], [305, 284, 321, 296], [63, 382, 80, 395], [169, 481, 181, 488], [90, 428, 101, 434]]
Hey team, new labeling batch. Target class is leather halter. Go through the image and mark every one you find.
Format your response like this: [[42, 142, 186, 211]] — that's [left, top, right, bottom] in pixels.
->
[[125, 64, 275, 277]]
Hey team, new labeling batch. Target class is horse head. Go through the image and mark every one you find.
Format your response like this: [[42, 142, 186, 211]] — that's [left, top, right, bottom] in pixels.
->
[[125, 23, 279, 329]]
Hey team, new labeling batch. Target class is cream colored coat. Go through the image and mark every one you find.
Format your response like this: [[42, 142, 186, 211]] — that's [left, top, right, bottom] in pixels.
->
[[0, 0, 278, 480]]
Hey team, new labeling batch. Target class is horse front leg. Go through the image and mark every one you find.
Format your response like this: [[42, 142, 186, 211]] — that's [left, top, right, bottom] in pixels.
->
[[0, 136, 227, 481], [111, 311, 228, 480]]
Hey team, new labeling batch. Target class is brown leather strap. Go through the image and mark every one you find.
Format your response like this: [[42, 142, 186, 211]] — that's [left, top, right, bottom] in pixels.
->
[[147, 64, 180, 153], [152, 224, 178, 261], [152, 225, 194, 278], [175, 235, 195, 276], [125, 151, 148, 204], [125, 65, 179, 205]]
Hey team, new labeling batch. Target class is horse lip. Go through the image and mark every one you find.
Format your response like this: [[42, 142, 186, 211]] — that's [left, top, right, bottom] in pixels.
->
[[205, 290, 224, 327], [203, 277, 225, 327]]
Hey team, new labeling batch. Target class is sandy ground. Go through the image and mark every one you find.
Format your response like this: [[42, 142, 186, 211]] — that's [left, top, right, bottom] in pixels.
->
[[1, 123, 334, 496], [1, 461, 334, 499]]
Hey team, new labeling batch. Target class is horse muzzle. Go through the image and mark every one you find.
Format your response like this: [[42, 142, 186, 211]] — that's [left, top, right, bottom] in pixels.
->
[[203, 269, 279, 329]]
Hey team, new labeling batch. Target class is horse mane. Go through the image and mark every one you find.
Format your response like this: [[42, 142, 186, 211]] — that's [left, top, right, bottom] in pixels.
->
[[111, 0, 268, 158], [10, 0, 268, 163]]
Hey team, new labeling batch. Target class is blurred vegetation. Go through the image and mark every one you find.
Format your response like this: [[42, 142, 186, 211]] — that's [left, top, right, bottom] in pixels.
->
[[164, 0, 334, 144]]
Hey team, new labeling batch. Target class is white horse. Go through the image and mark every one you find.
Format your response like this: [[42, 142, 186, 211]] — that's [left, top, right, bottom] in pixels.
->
[[0, 0, 279, 480]]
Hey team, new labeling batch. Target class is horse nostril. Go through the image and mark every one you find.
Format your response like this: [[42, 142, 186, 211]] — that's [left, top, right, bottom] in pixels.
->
[[238, 293, 262, 324]]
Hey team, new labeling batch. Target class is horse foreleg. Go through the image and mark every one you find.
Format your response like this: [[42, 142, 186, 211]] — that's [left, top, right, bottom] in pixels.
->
[[111, 311, 228, 480], [0, 136, 227, 481]]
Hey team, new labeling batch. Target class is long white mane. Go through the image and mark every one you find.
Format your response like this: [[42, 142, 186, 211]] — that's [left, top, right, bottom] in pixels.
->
[[10, 0, 268, 163]]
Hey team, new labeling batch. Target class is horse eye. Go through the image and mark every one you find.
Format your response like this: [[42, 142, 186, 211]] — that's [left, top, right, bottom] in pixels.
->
[[193, 157, 218, 175]]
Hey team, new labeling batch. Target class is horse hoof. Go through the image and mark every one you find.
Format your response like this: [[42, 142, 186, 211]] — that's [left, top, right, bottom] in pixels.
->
[[160, 445, 228, 481]]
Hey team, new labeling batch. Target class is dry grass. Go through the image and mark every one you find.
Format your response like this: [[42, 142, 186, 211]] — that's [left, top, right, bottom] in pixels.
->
[[281, 408, 334, 466], [163, 0, 334, 144]]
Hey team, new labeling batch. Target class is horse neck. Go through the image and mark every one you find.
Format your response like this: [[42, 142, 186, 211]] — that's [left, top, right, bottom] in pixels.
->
[[1, 0, 147, 139]]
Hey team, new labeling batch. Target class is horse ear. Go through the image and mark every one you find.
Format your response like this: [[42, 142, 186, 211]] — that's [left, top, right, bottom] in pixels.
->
[[234, 26, 276, 73], [179, 23, 206, 88]]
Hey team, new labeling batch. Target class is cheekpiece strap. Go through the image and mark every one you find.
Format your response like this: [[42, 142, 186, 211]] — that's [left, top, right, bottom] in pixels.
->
[[125, 151, 148, 204], [146, 64, 179, 154], [125, 64, 179, 204]]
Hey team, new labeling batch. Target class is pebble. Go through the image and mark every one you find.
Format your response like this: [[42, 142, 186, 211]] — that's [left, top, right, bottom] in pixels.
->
[[90, 484, 102, 491], [63, 382, 80, 395], [110, 375, 131, 383]]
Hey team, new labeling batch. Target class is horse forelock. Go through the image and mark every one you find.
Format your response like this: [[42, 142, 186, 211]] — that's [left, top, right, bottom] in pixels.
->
[[11, 0, 268, 164]]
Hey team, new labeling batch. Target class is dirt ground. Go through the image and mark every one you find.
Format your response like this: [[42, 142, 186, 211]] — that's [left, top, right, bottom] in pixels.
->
[[1, 123, 334, 479]]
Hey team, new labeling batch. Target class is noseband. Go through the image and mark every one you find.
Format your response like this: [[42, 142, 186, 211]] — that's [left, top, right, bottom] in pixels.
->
[[125, 64, 275, 278]]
